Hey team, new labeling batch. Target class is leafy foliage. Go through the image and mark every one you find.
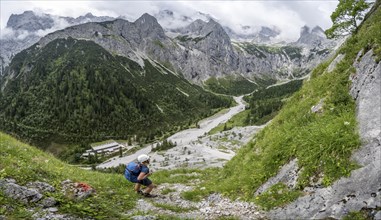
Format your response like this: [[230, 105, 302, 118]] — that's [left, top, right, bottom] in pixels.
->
[[325, 0, 371, 38], [0, 37, 232, 151]]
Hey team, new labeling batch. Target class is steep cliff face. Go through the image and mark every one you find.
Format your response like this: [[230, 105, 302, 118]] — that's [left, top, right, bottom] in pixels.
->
[[172, 19, 239, 80]]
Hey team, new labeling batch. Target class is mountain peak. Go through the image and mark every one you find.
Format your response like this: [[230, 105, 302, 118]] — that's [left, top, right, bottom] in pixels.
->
[[133, 13, 165, 39], [300, 25, 310, 35], [6, 10, 54, 31], [84, 12, 95, 18], [136, 13, 158, 24], [207, 18, 219, 24], [312, 26, 324, 33], [297, 25, 328, 46]]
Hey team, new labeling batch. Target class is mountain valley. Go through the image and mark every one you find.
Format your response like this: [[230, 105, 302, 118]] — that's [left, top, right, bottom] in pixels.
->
[[1, 1, 380, 219]]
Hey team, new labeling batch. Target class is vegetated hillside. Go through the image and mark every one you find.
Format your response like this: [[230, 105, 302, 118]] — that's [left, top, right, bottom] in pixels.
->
[[203, 75, 275, 96], [0, 131, 226, 219], [215, 0, 380, 213], [208, 79, 303, 134], [0, 132, 135, 219], [0, 37, 232, 149], [244, 79, 303, 125]]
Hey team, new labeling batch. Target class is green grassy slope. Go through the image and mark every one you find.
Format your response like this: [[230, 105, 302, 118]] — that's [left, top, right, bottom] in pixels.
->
[[0, 131, 221, 219], [214, 1, 380, 209], [0, 132, 136, 219]]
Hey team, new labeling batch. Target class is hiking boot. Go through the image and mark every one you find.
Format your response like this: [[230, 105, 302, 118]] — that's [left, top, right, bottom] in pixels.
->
[[136, 190, 144, 195], [143, 193, 157, 198]]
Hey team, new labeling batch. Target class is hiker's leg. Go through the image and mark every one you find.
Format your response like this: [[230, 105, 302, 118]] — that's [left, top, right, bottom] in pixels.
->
[[134, 183, 141, 192], [144, 183, 154, 194]]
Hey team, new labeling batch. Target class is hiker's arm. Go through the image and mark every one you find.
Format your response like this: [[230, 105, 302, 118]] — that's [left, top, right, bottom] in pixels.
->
[[137, 172, 151, 180]]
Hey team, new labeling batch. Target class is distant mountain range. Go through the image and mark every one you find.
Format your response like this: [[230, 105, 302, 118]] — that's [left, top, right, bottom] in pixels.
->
[[153, 9, 282, 43], [1, 10, 338, 83], [0, 10, 338, 78]]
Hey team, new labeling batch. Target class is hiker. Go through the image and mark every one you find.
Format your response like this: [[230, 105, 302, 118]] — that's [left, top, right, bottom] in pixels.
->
[[124, 154, 156, 197]]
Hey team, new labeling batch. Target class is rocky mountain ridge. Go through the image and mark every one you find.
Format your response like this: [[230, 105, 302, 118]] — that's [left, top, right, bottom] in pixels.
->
[[154, 9, 281, 43], [6, 10, 114, 32], [1, 10, 337, 85], [29, 13, 335, 84]]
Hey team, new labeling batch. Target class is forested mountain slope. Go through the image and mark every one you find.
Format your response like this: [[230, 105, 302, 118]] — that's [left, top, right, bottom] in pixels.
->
[[0, 37, 231, 149]]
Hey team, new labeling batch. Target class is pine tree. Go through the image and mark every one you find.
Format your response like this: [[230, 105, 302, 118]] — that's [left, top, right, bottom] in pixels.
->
[[119, 147, 123, 158]]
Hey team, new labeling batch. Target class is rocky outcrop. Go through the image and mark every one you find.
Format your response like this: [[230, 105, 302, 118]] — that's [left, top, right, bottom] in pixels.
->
[[350, 50, 381, 138], [268, 49, 381, 219], [254, 158, 300, 196], [0, 178, 95, 219], [0, 178, 44, 204]]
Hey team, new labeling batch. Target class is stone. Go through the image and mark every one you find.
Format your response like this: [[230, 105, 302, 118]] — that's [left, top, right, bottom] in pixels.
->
[[48, 207, 58, 212], [254, 158, 299, 196], [326, 53, 345, 73], [311, 99, 325, 114], [374, 211, 381, 220], [0, 180, 43, 204], [61, 180, 96, 201], [40, 197, 57, 208], [131, 216, 156, 220], [26, 181, 55, 193]]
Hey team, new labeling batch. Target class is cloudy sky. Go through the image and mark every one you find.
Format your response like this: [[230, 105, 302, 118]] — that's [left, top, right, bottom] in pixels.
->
[[0, 0, 338, 41]]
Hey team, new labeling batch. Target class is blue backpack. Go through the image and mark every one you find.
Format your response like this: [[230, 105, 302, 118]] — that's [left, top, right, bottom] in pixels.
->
[[126, 161, 141, 176]]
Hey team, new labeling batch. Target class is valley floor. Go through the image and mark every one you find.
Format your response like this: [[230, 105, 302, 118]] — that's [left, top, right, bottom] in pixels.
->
[[97, 96, 261, 170]]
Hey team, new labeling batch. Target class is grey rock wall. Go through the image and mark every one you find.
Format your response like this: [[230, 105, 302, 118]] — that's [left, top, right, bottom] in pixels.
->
[[268, 49, 381, 219]]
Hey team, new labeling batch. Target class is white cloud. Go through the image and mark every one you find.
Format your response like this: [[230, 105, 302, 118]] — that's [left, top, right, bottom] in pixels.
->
[[1, 1, 338, 42]]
